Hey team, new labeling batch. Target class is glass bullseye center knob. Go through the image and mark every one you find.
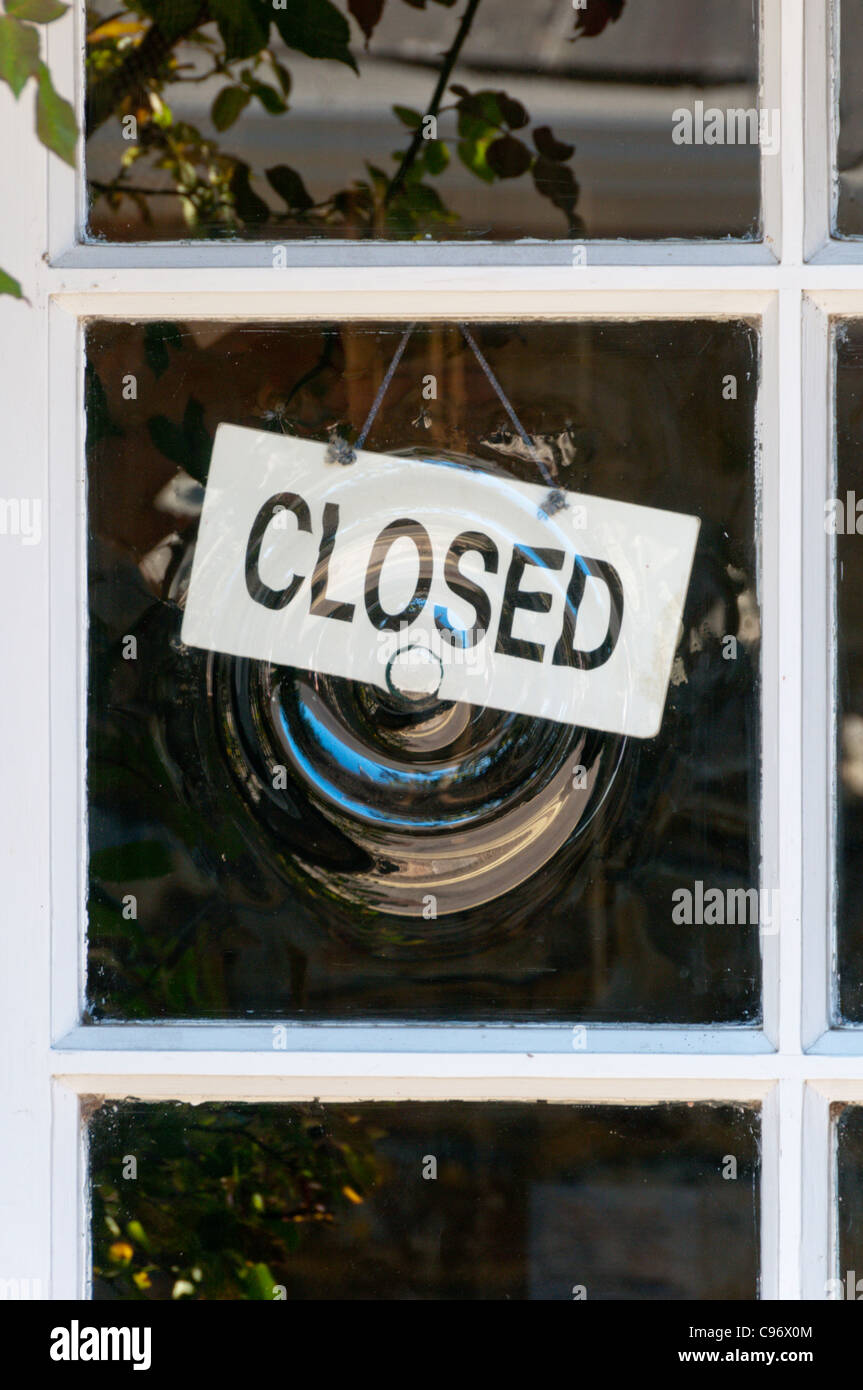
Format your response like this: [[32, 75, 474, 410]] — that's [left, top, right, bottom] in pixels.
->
[[385, 644, 445, 702]]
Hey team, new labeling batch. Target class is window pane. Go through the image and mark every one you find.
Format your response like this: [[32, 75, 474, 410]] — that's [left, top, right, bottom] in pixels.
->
[[84, 0, 761, 244], [836, 1105, 863, 1297], [89, 1100, 760, 1300], [835, 1, 863, 238], [835, 324, 863, 1020], [85, 318, 761, 1024]]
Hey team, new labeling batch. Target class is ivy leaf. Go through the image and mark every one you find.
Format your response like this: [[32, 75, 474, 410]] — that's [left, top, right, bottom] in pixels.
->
[[35, 61, 76, 165], [6, 0, 68, 20], [485, 134, 531, 179], [532, 155, 580, 221], [573, 0, 625, 39], [210, 0, 268, 61], [0, 267, 24, 299], [348, 0, 385, 43], [211, 85, 251, 131], [533, 125, 575, 162], [271, 0, 358, 73], [266, 164, 313, 211], [143, 321, 182, 379], [0, 15, 39, 98]]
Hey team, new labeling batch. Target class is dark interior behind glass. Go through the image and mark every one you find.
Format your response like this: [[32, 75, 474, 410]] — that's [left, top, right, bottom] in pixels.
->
[[90, 1099, 760, 1300]]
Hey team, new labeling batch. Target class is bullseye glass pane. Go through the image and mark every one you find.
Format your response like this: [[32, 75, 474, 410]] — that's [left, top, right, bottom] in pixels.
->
[[89, 1100, 760, 1300], [83, 0, 761, 243], [84, 318, 761, 1023]]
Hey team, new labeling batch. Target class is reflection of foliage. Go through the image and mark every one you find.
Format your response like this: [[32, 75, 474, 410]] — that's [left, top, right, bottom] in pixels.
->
[[0, 1, 76, 297], [572, 0, 625, 40], [91, 1102, 383, 1299], [85, 0, 623, 239]]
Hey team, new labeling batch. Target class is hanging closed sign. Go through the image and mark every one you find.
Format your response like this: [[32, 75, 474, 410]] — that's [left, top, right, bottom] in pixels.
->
[[181, 425, 700, 739]]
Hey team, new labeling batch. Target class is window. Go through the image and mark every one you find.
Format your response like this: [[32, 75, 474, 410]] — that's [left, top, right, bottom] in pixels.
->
[[1, 0, 861, 1306]]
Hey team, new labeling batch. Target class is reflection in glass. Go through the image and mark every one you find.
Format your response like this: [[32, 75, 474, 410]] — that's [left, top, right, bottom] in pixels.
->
[[835, 1, 863, 238], [84, 0, 761, 243], [835, 1105, 863, 1293], [835, 325, 863, 1019], [85, 318, 761, 1023], [90, 1100, 760, 1300]]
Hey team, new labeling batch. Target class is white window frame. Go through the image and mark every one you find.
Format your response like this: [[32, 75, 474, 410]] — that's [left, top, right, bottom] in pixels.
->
[[3, 0, 863, 1303]]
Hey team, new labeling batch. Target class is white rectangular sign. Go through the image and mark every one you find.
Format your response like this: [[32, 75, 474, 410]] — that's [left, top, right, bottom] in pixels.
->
[[181, 425, 700, 739]]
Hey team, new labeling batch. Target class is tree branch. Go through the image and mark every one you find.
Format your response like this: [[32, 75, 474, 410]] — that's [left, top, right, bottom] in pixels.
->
[[385, 0, 483, 206]]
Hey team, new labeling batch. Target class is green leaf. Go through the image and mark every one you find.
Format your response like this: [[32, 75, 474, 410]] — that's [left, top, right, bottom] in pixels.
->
[[135, 0, 205, 43], [457, 136, 494, 184], [211, 85, 251, 132], [423, 138, 448, 175], [0, 267, 24, 299], [269, 59, 292, 98], [0, 15, 38, 98], [265, 164, 313, 211], [126, 1219, 151, 1251], [455, 90, 503, 142], [90, 841, 172, 882], [271, 0, 358, 73], [403, 182, 448, 216], [6, 0, 68, 19], [533, 125, 575, 162], [485, 134, 531, 178], [393, 104, 421, 129], [143, 321, 182, 379], [35, 61, 76, 165], [244, 1262, 275, 1301], [245, 78, 286, 115], [210, 0, 268, 60]]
